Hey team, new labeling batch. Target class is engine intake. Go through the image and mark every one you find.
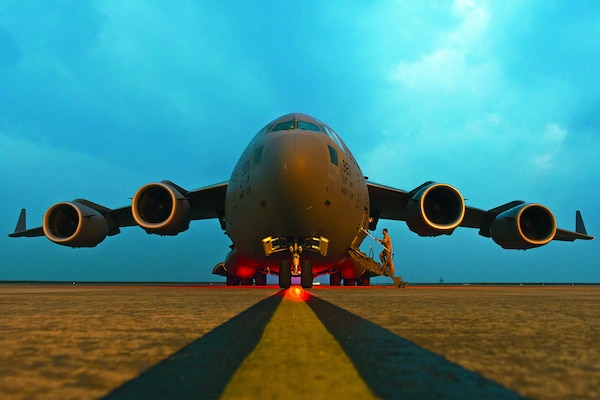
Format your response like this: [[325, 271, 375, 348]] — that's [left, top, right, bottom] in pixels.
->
[[132, 181, 191, 235], [43, 202, 108, 247], [490, 203, 556, 249], [405, 183, 465, 236]]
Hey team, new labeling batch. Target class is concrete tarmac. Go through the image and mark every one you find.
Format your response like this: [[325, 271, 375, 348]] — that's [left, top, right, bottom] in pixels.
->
[[0, 284, 598, 399]]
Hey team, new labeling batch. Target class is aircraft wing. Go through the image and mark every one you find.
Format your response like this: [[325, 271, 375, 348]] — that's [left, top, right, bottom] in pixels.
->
[[365, 181, 409, 223], [554, 210, 594, 242], [366, 181, 487, 230], [187, 181, 228, 228], [9, 181, 229, 241], [367, 181, 593, 248], [8, 208, 45, 238], [108, 180, 229, 230]]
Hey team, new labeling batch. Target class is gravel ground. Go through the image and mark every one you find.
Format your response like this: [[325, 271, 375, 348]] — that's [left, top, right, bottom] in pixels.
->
[[0, 284, 598, 399], [0, 285, 278, 399], [314, 285, 600, 400]]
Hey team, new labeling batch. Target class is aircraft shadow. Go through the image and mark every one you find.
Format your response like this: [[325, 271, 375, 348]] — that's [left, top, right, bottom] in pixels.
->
[[103, 291, 524, 399], [102, 292, 284, 399], [305, 294, 525, 399]]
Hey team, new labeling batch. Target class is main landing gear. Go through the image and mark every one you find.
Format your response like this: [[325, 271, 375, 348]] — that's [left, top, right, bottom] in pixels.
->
[[226, 274, 267, 286], [328, 272, 370, 286]]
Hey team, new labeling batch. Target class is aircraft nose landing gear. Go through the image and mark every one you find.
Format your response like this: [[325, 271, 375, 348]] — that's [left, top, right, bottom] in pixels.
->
[[279, 259, 291, 289], [278, 241, 313, 289], [290, 242, 302, 275], [300, 259, 313, 289]]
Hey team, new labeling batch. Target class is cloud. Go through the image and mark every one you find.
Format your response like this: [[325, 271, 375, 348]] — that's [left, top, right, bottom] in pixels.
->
[[390, 0, 492, 94], [529, 123, 568, 172], [0, 130, 147, 208]]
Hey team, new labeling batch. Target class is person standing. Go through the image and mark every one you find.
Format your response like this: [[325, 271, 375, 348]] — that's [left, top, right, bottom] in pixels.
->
[[376, 228, 394, 275]]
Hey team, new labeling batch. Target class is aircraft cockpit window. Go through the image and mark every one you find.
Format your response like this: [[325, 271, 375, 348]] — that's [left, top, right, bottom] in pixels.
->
[[248, 124, 272, 150], [260, 124, 273, 135], [320, 125, 346, 153], [255, 124, 272, 140], [271, 118, 322, 133], [297, 120, 321, 132], [271, 120, 296, 132]]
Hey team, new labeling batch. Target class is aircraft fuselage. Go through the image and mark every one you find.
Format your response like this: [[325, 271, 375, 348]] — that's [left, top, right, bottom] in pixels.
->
[[224, 114, 370, 280]]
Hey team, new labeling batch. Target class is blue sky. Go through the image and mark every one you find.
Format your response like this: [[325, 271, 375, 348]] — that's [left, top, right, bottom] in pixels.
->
[[1, 0, 598, 283]]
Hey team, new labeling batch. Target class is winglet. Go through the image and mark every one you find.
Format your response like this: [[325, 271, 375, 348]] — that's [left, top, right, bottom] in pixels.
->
[[576, 211, 589, 236], [13, 208, 27, 234], [8, 209, 45, 238]]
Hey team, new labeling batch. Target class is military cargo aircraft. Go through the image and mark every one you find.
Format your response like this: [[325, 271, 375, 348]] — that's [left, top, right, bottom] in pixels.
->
[[9, 113, 594, 288]]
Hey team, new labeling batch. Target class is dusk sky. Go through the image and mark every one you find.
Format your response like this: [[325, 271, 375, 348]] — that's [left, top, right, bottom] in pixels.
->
[[1, 1, 598, 283]]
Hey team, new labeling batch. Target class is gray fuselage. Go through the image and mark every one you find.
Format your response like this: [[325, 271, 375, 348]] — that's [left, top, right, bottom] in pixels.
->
[[224, 113, 370, 278]]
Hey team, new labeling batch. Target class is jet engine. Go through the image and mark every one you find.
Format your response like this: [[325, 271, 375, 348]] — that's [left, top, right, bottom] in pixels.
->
[[132, 181, 191, 235], [405, 183, 465, 236], [43, 202, 108, 247], [490, 203, 556, 249]]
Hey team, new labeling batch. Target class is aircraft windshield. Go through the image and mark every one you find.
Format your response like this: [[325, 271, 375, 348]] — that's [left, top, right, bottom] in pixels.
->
[[297, 120, 320, 132], [266, 116, 346, 153], [270, 118, 322, 133], [321, 125, 346, 152], [272, 120, 295, 132]]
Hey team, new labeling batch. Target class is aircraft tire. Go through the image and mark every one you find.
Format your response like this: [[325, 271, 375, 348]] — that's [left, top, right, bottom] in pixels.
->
[[279, 260, 291, 289], [343, 278, 357, 286], [329, 272, 341, 286], [301, 260, 312, 288], [255, 272, 267, 286], [226, 275, 240, 286], [240, 278, 254, 286]]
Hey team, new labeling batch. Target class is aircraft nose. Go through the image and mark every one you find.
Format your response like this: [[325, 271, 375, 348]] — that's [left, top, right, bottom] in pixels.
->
[[261, 131, 333, 229], [264, 132, 330, 191]]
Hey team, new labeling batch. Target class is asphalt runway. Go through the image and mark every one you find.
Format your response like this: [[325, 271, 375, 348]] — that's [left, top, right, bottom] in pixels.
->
[[0, 284, 598, 399]]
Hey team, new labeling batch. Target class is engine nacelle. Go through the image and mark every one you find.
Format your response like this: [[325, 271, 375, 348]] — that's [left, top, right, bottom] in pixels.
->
[[405, 183, 465, 236], [132, 181, 191, 235], [490, 203, 556, 249], [43, 202, 108, 247]]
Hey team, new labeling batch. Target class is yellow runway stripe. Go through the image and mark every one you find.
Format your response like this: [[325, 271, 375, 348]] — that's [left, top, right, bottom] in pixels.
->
[[221, 289, 376, 399]]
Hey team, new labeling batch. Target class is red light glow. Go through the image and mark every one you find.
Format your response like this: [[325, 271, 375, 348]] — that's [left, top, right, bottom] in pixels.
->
[[285, 287, 309, 301]]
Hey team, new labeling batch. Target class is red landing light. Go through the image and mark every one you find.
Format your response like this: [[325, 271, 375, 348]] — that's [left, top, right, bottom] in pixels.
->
[[286, 287, 309, 301]]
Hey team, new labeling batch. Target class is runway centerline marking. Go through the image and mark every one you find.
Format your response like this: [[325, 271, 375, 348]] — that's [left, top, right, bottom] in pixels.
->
[[220, 288, 376, 399]]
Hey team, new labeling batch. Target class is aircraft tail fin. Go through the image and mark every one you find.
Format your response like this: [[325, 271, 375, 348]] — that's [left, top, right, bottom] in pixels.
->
[[575, 210, 588, 235]]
